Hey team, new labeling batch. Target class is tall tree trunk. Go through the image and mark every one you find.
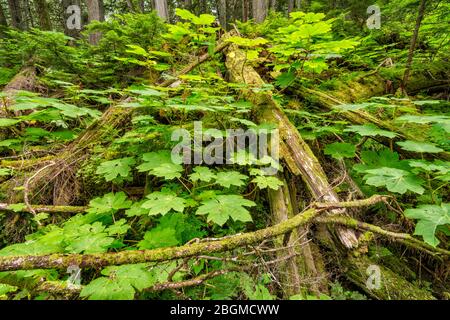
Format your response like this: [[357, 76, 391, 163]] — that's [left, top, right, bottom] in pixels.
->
[[288, 0, 294, 14], [402, 0, 427, 93], [0, 3, 7, 28], [86, 0, 105, 45], [34, 0, 51, 30], [62, 0, 81, 38], [270, 0, 276, 11], [242, 0, 249, 22], [7, 0, 25, 29], [154, 0, 169, 21], [217, 0, 227, 28], [252, 0, 268, 23]]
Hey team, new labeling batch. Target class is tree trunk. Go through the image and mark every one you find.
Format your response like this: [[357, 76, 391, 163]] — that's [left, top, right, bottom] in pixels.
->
[[7, 0, 25, 29], [223, 34, 359, 249], [86, 0, 105, 45], [252, 0, 268, 23], [154, 0, 169, 21], [0, 3, 7, 28], [242, 0, 249, 22], [288, 0, 294, 14], [34, 0, 51, 30], [217, 0, 227, 28], [402, 0, 427, 93], [62, 0, 81, 38]]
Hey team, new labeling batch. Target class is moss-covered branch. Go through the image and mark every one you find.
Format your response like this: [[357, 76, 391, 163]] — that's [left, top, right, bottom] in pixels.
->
[[0, 197, 388, 272], [315, 215, 450, 257], [0, 203, 87, 214]]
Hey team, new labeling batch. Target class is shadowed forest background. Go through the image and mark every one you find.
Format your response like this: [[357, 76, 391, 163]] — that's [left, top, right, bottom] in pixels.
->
[[0, 0, 448, 300]]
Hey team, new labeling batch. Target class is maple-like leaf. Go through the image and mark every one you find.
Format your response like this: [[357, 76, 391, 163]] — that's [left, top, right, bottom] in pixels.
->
[[404, 204, 450, 247], [196, 195, 255, 226], [363, 167, 424, 194], [141, 192, 186, 216], [214, 171, 248, 188], [96, 157, 135, 182]]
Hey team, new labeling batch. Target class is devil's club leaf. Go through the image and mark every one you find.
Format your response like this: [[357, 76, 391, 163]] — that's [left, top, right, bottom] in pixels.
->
[[404, 204, 450, 247], [96, 157, 135, 182], [397, 141, 444, 153], [80, 264, 155, 300], [214, 171, 248, 188], [137, 150, 183, 180], [363, 167, 424, 194], [196, 195, 255, 226], [324, 142, 356, 160], [344, 124, 397, 138], [142, 192, 186, 216], [87, 192, 132, 214], [189, 166, 216, 182], [252, 176, 284, 190]]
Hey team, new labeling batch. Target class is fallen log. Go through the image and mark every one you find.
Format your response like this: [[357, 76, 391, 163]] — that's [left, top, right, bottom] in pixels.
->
[[0, 197, 386, 272], [223, 37, 359, 249]]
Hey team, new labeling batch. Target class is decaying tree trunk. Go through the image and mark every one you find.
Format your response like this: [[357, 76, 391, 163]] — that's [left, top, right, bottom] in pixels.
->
[[223, 39, 441, 300], [1, 66, 36, 117], [224, 37, 359, 249], [269, 176, 328, 297]]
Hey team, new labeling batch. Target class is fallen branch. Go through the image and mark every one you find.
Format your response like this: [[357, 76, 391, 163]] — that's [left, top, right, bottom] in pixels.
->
[[315, 215, 450, 257], [0, 203, 87, 214], [0, 197, 386, 272]]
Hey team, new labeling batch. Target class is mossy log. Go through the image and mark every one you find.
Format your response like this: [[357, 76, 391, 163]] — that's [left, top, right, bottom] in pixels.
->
[[343, 254, 436, 300], [298, 79, 450, 161], [223, 38, 358, 249]]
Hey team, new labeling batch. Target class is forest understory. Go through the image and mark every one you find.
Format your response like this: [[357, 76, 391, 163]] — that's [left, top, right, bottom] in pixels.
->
[[0, 0, 448, 301]]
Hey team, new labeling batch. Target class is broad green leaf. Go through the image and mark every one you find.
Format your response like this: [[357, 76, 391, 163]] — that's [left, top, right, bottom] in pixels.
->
[[363, 167, 424, 194], [142, 192, 186, 216], [396, 141, 444, 153], [196, 195, 255, 226], [0, 118, 20, 127], [189, 166, 216, 183], [87, 192, 132, 215], [96, 157, 135, 182], [137, 150, 183, 180], [214, 171, 248, 188], [344, 124, 397, 138], [404, 204, 450, 247], [252, 176, 284, 190], [324, 142, 356, 160], [80, 264, 155, 300]]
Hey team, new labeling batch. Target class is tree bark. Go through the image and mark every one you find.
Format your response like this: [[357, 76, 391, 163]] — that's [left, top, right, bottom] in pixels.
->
[[7, 0, 25, 29], [252, 0, 268, 23], [86, 0, 105, 45], [224, 36, 359, 249], [34, 0, 51, 30], [217, 0, 227, 29], [0, 3, 7, 28], [154, 0, 169, 21], [402, 0, 427, 93]]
